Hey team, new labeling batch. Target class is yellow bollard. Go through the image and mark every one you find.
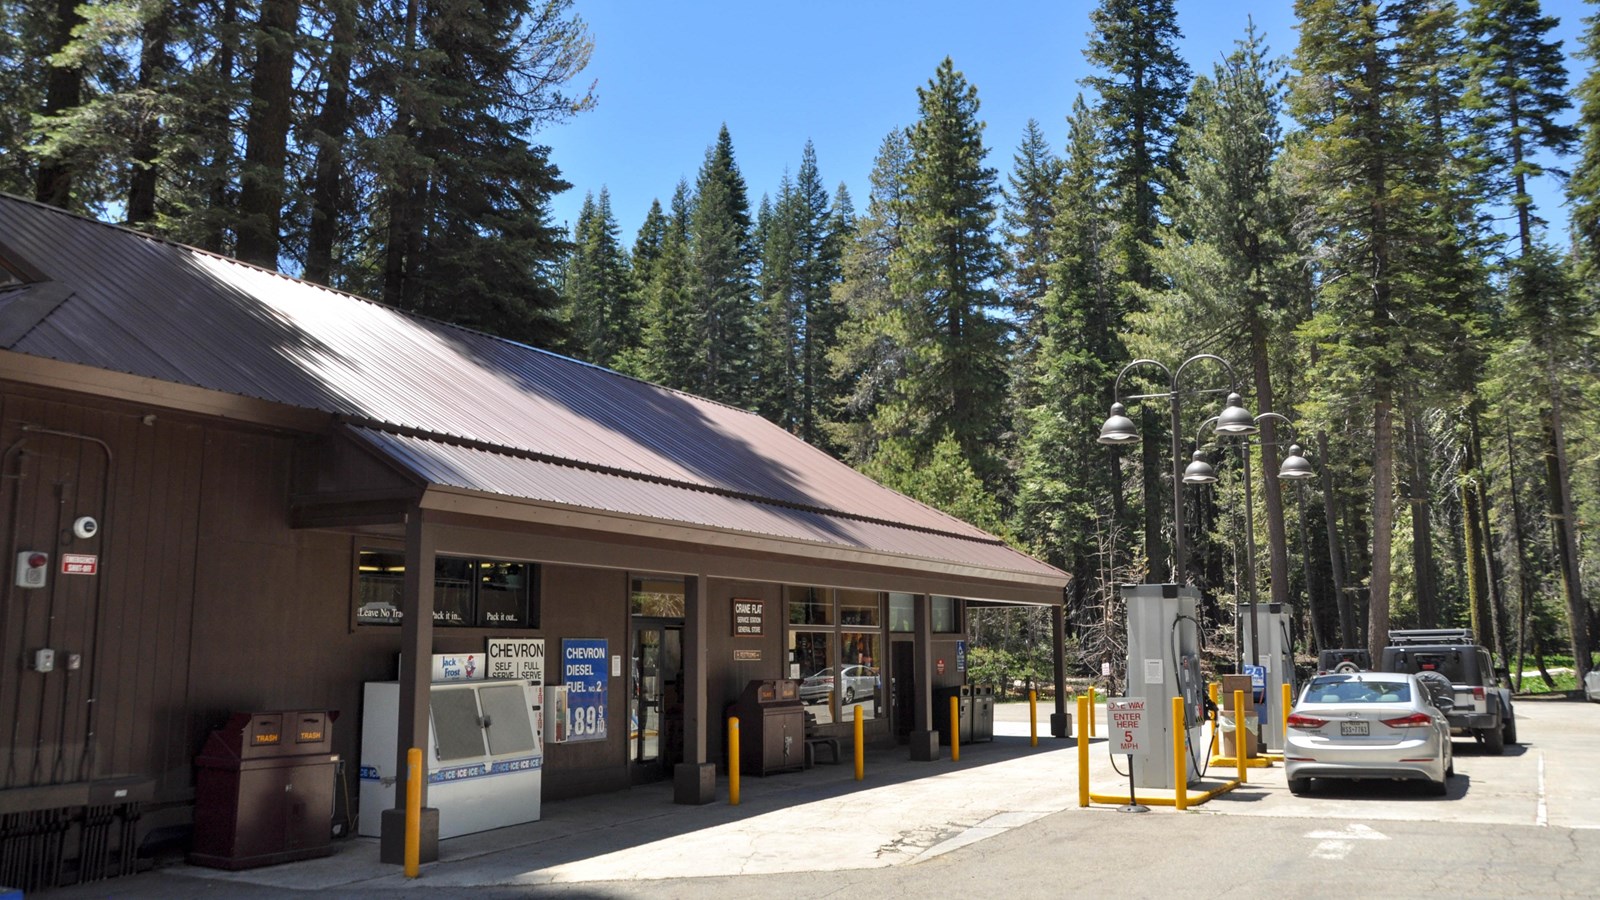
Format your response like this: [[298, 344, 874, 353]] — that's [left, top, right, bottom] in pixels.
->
[[1029, 689, 1038, 747], [854, 704, 864, 781], [949, 695, 960, 762], [1173, 695, 1187, 811], [729, 716, 741, 806], [1077, 694, 1090, 807], [1209, 682, 1220, 758], [1234, 690, 1248, 785], [404, 746, 421, 879], [1088, 685, 1097, 737], [1282, 682, 1292, 745]]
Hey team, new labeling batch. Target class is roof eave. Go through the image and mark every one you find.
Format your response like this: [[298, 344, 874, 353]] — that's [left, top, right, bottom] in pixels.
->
[[417, 485, 1066, 603]]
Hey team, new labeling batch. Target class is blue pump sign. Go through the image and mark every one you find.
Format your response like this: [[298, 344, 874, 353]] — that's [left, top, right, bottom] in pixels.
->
[[562, 638, 608, 742]]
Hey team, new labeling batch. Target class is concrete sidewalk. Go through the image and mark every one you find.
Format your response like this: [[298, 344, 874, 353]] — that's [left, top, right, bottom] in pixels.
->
[[56, 702, 1150, 896]]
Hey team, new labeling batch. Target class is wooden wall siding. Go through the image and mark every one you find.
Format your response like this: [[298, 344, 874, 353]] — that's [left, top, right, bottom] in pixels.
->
[[184, 427, 394, 808], [538, 563, 630, 801], [0, 394, 201, 796]]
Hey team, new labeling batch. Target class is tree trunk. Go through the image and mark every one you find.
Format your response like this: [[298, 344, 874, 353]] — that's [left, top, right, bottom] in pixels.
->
[[235, 0, 301, 268], [1470, 409, 1508, 670], [1368, 393, 1395, 667], [1250, 312, 1289, 610], [1460, 419, 1492, 644], [1506, 419, 1534, 692], [201, 0, 239, 254], [1319, 428, 1353, 647], [127, 7, 172, 226], [382, 0, 423, 306], [1402, 400, 1436, 627], [1544, 397, 1591, 681], [303, 0, 356, 286], [34, 0, 86, 207]]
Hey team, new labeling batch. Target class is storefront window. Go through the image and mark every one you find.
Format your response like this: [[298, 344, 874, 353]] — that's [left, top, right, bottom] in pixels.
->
[[786, 585, 832, 625], [790, 630, 838, 725], [932, 595, 960, 633], [888, 593, 915, 632], [631, 575, 686, 616], [839, 589, 880, 627], [356, 550, 537, 628], [840, 630, 882, 722]]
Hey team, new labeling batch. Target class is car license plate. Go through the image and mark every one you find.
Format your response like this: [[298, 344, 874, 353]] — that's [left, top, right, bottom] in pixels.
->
[[1340, 721, 1369, 736]]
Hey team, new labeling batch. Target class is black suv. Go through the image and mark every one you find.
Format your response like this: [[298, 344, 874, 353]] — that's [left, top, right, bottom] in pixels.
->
[[1380, 629, 1516, 754], [1317, 648, 1372, 674]]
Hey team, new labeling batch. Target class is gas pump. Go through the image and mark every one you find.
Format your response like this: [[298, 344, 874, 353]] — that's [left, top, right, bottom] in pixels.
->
[[1121, 584, 1203, 790], [1237, 602, 1294, 752]]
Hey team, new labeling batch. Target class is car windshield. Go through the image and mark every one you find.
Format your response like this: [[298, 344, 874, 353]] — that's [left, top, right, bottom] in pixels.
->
[[1305, 676, 1412, 704]]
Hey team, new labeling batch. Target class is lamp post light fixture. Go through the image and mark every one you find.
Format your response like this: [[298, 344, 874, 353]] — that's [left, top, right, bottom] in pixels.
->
[[1097, 356, 1256, 584], [1185, 412, 1315, 670]]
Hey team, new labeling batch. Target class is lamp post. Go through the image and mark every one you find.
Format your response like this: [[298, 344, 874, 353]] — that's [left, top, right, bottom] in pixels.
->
[[1183, 413, 1314, 670], [1098, 356, 1258, 584]]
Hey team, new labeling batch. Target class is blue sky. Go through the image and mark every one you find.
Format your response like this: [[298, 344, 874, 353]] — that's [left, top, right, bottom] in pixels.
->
[[542, 1, 1593, 248]]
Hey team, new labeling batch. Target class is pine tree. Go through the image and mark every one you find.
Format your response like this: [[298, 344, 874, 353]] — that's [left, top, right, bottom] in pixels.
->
[[1082, 0, 1192, 294], [1463, 0, 1578, 255], [1136, 25, 1304, 604], [890, 57, 1009, 485], [688, 124, 758, 404], [1001, 118, 1064, 363], [829, 130, 912, 465], [1572, 3, 1600, 263], [367, 0, 593, 348], [562, 188, 636, 367], [1082, 0, 1193, 578], [234, 0, 301, 268], [1486, 245, 1596, 682], [1289, 0, 1471, 661], [630, 180, 702, 388], [1013, 96, 1124, 594], [756, 178, 802, 426]]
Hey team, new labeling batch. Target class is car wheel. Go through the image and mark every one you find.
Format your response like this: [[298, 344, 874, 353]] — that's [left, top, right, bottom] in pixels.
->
[[1447, 756, 1455, 778], [1504, 714, 1518, 746], [843, 687, 855, 704], [1427, 777, 1448, 797], [1288, 777, 1312, 796], [1482, 723, 1505, 755]]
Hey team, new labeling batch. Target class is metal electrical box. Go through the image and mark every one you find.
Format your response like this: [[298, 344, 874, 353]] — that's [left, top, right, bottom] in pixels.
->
[[1122, 584, 1203, 790], [1238, 603, 1294, 752], [358, 679, 542, 841], [189, 710, 340, 870]]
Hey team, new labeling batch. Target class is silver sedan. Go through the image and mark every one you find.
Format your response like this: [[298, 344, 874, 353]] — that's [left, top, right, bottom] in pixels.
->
[[1285, 671, 1454, 796]]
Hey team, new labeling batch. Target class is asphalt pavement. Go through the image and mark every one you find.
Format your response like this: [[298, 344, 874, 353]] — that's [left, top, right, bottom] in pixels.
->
[[49, 692, 1600, 898]]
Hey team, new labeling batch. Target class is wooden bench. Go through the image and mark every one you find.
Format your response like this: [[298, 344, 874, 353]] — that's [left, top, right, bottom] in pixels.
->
[[802, 711, 842, 767], [804, 735, 841, 767]]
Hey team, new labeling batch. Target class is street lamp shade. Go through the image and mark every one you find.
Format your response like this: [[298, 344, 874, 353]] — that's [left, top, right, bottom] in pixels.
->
[[1183, 450, 1219, 485], [1279, 443, 1315, 481], [1213, 392, 1259, 436], [1098, 402, 1141, 445]]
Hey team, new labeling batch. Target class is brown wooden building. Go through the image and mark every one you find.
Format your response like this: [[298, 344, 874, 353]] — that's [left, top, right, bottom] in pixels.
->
[[0, 194, 1067, 888]]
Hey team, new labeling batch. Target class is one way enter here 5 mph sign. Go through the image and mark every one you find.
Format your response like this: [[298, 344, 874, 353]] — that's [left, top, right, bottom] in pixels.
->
[[1107, 697, 1146, 754]]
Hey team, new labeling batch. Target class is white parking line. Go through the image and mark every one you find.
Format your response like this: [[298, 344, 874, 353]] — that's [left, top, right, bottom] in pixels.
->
[[1536, 751, 1548, 827]]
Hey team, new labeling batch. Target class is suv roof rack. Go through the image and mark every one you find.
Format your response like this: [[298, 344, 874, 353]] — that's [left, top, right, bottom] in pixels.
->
[[1387, 628, 1476, 646]]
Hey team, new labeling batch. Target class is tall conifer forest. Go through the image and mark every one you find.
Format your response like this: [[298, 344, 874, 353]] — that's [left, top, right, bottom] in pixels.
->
[[6, 0, 1599, 685]]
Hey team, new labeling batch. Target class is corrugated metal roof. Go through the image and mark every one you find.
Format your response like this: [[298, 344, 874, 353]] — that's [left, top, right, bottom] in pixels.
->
[[0, 194, 1065, 585]]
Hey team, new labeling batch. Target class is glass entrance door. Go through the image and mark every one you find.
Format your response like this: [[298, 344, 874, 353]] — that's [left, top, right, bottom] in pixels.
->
[[631, 619, 682, 780]]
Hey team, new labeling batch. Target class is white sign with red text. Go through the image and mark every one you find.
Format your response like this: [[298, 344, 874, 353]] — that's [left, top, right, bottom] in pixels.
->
[[1107, 697, 1146, 754]]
